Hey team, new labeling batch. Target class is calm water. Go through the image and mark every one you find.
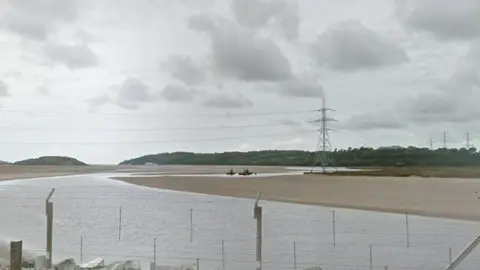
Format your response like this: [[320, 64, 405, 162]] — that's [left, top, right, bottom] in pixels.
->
[[0, 173, 480, 270]]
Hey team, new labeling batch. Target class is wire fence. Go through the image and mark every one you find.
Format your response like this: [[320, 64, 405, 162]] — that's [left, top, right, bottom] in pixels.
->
[[0, 184, 480, 270]]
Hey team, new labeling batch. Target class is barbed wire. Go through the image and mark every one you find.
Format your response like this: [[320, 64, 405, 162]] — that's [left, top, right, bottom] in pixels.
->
[[11, 245, 452, 270], [10, 248, 449, 270]]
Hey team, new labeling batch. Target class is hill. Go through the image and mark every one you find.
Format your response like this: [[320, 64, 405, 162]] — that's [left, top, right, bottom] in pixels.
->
[[0, 160, 9, 165], [14, 156, 87, 166], [119, 147, 480, 167]]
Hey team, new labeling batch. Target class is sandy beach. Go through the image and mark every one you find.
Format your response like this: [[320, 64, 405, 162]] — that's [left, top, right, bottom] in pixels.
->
[[117, 174, 480, 221], [3, 164, 480, 221], [0, 165, 118, 181]]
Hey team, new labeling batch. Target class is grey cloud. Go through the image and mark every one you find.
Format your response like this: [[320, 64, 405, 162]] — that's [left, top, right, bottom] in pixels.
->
[[179, 0, 214, 10], [4, 17, 48, 41], [86, 78, 154, 111], [161, 56, 206, 85], [398, 0, 480, 40], [75, 30, 96, 43], [203, 93, 253, 109], [189, 16, 292, 81], [444, 44, 480, 91], [343, 42, 480, 131], [188, 13, 219, 33], [279, 77, 324, 97], [276, 118, 301, 126], [87, 95, 112, 112], [160, 85, 200, 102], [341, 111, 407, 131], [2, 0, 78, 41], [232, 0, 299, 39], [44, 43, 98, 70], [0, 81, 10, 97], [37, 85, 51, 96], [313, 20, 409, 71], [116, 78, 152, 110]]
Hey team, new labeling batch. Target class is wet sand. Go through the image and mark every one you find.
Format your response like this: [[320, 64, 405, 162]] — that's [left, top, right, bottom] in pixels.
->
[[117, 174, 480, 221]]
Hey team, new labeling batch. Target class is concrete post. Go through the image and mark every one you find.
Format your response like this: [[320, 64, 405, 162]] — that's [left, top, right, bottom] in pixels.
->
[[254, 192, 262, 270], [46, 202, 54, 268], [293, 241, 297, 270], [10, 241, 22, 270]]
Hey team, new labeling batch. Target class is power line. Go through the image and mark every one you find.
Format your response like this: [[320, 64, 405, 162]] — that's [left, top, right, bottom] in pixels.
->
[[0, 108, 317, 118], [0, 122, 304, 132], [0, 130, 316, 145]]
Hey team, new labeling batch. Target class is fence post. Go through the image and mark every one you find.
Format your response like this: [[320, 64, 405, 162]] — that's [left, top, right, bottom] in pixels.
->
[[154, 237, 157, 268], [46, 202, 54, 268], [332, 210, 336, 247], [45, 188, 55, 269], [369, 245, 373, 270], [405, 213, 410, 248], [221, 239, 225, 270], [254, 192, 263, 270], [190, 208, 193, 242], [293, 241, 297, 270], [196, 258, 200, 270], [119, 206, 122, 241], [80, 236, 83, 263], [449, 246, 452, 265], [384, 266, 388, 270], [10, 241, 22, 270]]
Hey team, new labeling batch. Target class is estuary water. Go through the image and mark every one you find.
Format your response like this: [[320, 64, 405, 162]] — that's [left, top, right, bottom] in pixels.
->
[[0, 173, 479, 270]]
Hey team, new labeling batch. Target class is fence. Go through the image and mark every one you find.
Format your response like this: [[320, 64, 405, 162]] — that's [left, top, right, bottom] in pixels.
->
[[0, 184, 480, 270]]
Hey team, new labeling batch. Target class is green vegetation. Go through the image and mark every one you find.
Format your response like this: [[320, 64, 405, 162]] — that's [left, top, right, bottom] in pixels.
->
[[14, 156, 87, 166], [120, 146, 480, 167]]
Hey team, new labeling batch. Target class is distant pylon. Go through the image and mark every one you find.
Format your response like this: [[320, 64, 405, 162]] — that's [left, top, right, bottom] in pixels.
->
[[442, 132, 447, 149], [310, 97, 336, 173]]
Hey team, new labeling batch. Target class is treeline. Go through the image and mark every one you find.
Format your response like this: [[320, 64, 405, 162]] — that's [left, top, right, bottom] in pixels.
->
[[120, 147, 480, 167]]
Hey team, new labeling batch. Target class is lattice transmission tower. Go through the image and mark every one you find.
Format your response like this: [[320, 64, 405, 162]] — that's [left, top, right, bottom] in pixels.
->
[[310, 97, 337, 173]]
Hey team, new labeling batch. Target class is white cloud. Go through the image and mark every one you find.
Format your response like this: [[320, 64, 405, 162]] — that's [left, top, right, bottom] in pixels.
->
[[0, 0, 479, 163]]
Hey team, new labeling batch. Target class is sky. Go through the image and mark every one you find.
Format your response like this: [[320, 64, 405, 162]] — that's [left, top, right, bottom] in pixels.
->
[[0, 0, 479, 164]]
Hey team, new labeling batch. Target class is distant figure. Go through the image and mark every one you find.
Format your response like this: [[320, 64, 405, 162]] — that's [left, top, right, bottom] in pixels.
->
[[226, 169, 235, 175]]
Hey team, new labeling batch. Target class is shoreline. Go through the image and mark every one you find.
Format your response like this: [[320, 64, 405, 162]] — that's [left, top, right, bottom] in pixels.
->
[[116, 174, 480, 222]]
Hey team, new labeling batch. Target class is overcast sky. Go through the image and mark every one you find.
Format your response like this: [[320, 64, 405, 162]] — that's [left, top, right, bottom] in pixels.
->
[[0, 0, 479, 164]]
